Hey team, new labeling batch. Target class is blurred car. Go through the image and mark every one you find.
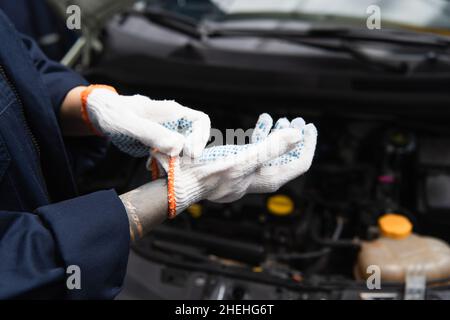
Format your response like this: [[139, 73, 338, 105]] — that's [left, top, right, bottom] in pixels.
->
[[69, 0, 450, 300]]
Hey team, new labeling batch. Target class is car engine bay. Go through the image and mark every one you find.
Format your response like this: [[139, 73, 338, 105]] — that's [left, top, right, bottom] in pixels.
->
[[78, 106, 450, 300], [73, 5, 450, 300]]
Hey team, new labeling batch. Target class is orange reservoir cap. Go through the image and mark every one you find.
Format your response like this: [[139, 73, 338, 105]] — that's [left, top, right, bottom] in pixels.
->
[[378, 213, 413, 240]]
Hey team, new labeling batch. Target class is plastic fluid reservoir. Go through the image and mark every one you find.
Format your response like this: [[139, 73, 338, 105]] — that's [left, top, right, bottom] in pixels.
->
[[356, 214, 450, 282]]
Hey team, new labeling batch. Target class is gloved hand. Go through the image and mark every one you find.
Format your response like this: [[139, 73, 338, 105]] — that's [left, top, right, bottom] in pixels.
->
[[248, 113, 317, 193], [147, 113, 318, 190], [152, 127, 303, 217], [81, 85, 211, 157]]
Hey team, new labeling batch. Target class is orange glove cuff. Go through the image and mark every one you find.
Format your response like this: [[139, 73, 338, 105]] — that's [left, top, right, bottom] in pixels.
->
[[80, 84, 117, 136], [150, 155, 177, 219], [167, 157, 177, 219]]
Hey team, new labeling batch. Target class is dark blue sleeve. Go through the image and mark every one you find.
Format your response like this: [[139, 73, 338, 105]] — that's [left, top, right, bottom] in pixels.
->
[[20, 34, 89, 114], [0, 190, 130, 299]]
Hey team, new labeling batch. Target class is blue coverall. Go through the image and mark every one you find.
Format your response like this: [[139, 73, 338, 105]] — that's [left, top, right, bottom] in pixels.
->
[[0, 11, 130, 299], [0, 0, 77, 60]]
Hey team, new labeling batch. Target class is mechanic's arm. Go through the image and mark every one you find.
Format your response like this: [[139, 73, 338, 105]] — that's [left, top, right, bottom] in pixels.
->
[[19, 33, 93, 135], [120, 179, 168, 242], [22, 32, 211, 157], [19, 33, 93, 136], [20, 34, 89, 118], [0, 190, 129, 299]]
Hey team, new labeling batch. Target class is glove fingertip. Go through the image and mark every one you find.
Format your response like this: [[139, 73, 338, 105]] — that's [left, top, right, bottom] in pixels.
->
[[251, 113, 273, 143], [273, 117, 290, 130], [302, 124, 318, 162], [290, 117, 306, 129], [304, 123, 318, 139], [157, 128, 186, 157], [183, 132, 209, 158], [185, 113, 211, 158], [182, 145, 200, 159], [257, 113, 273, 126]]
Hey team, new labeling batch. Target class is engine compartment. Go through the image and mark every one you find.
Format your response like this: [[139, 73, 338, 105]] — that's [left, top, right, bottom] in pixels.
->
[[101, 110, 450, 300], [77, 11, 450, 299]]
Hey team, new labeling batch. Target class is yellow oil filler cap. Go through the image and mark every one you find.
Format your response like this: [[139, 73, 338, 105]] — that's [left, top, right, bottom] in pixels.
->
[[378, 213, 412, 239], [187, 203, 202, 218], [267, 195, 294, 216]]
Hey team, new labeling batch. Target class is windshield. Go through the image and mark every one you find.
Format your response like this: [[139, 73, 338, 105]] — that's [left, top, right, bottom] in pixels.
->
[[141, 0, 450, 35]]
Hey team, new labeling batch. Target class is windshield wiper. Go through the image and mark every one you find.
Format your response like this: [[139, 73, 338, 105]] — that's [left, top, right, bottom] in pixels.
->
[[286, 38, 412, 73], [132, 7, 203, 38], [131, 8, 449, 73], [206, 27, 450, 48], [133, 8, 450, 47]]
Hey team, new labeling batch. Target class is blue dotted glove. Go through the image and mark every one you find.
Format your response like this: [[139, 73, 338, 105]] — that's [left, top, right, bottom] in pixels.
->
[[248, 113, 317, 193], [152, 127, 303, 214]]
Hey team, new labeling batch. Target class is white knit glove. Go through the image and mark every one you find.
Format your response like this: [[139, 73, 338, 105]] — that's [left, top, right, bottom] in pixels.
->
[[83, 86, 211, 157], [148, 113, 318, 189], [152, 128, 302, 216], [248, 113, 317, 193]]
